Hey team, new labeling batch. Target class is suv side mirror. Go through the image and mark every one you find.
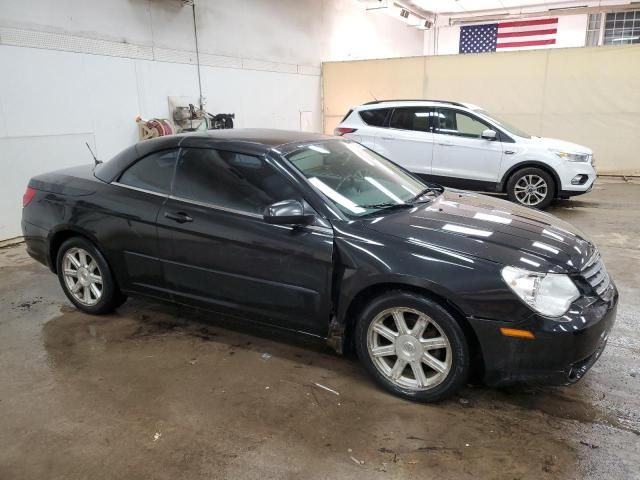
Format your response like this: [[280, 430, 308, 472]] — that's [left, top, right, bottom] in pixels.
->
[[481, 129, 497, 140], [263, 200, 315, 225]]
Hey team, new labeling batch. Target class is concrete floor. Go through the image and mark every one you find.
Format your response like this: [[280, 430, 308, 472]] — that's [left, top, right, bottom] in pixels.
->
[[1, 179, 639, 480]]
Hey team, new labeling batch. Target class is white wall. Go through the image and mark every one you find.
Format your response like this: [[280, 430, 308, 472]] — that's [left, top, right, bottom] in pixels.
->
[[424, 14, 588, 55], [0, 0, 424, 239]]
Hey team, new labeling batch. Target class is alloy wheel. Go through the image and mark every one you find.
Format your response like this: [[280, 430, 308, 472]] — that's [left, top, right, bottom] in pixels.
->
[[62, 247, 103, 306], [367, 307, 452, 390], [514, 174, 548, 206]]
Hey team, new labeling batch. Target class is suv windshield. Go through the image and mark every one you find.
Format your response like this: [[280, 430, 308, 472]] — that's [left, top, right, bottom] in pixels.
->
[[473, 109, 531, 138], [284, 141, 439, 218]]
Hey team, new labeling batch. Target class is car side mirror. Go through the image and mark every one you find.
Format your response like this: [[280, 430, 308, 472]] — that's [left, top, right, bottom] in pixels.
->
[[481, 129, 497, 140], [263, 200, 315, 225]]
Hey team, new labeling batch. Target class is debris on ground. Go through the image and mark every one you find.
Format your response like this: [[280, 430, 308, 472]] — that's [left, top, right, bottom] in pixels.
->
[[188, 359, 198, 365], [153, 432, 162, 442], [350, 456, 364, 465], [579, 441, 599, 449], [459, 398, 470, 406], [314, 383, 340, 396], [260, 352, 272, 361]]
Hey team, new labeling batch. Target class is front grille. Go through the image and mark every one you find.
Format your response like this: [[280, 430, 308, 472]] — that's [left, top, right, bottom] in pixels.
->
[[581, 252, 611, 297]]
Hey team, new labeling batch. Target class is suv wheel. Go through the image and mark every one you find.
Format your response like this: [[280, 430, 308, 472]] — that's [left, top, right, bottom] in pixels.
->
[[507, 167, 555, 209], [56, 237, 127, 314], [355, 290, 470, 403]]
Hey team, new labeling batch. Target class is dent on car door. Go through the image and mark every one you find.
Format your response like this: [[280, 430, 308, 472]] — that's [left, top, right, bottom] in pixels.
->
[[107, 149, 178, 295], [156, 147, 334, 336], [431, 108, 504, 189]]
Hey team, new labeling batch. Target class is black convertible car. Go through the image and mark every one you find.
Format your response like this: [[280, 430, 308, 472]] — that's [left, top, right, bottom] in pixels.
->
[[22, 129, 617, 402]]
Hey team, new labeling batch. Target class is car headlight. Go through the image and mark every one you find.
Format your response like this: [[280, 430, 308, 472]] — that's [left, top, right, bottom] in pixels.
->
[[549, 149, 590, 163], [501, 266, 580, 318]]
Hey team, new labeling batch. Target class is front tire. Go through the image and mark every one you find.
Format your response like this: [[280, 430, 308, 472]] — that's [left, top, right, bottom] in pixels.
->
[[56, 237, 126, 314], [355, 290, 470, 403], [507, 167, 555, 209]]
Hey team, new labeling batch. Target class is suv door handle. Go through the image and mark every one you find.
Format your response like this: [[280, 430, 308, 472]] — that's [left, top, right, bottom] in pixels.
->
[[164, 211, 193, 223], [437, 142, 453, 146], [504, 150, 515, 155], [380, 136, 395, 141]]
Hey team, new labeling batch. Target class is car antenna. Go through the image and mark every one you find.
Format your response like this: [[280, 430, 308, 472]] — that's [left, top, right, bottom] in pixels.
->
[[369, 91, 378, 101], [85, 142, 102, 165]]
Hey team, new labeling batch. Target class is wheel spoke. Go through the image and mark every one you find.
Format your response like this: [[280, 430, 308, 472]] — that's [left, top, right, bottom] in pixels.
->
[[392, 310, 409, 335], [373, 323, 398, 342], [87, 260, 98, 273], [89, 273, 102, 284], [422, 352, 448, 374], [82, 286, 91, 303], [78, 251, 88, 267], [390, 358, 407, 379], [371, 344, 396, 357], [90, 283, 101, 299], [63, 268, 78, 277], [412, 315, 429, 338], [71, 281, 82, 293], [67, 254, 81, 268], [420, 337, 448, 350], [411, 361, 428, 387]]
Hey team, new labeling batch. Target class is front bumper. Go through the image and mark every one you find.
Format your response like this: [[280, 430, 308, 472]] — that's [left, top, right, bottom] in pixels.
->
[[469, 284, 618, 386]]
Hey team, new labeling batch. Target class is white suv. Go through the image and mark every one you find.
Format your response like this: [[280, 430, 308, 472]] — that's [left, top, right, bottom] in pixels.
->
[[335, 100, 596, 208]]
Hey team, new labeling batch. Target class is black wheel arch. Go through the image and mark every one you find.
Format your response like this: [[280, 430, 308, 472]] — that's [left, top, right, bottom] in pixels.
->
[[47, 226, 103, 274], [499, 161, 561, 196]]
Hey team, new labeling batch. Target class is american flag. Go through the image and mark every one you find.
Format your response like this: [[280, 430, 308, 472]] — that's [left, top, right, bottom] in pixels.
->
[[459, 18, 558, 54]]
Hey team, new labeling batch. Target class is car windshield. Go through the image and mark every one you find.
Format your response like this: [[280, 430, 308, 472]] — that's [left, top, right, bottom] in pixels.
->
[[284, 141, 440, 218], [473, 109, 531, 138]]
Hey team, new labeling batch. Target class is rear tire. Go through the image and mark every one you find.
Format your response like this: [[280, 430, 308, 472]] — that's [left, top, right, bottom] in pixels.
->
[[355, 290, 470, 403], [56, 237, 126, 314], [507, 167, 555, 209]]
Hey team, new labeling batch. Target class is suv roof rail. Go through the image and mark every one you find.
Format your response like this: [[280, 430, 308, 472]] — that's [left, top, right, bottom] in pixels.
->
[[362, 99, 467, 107]]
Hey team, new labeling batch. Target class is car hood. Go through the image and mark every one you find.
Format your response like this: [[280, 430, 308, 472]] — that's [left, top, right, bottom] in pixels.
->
[[525, 136, 592, 155], [361, 190, 595, 274]]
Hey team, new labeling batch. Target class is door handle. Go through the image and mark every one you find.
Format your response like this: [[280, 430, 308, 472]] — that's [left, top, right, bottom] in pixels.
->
[[164, 211, 193, 223], [437, 142, 453, 147], [380, 136, 395, 141], [504, 150, 515, 155]]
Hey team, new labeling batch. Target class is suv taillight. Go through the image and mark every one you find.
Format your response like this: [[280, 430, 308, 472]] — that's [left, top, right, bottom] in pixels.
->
[[334, 127, 357, 136], [23, 186, 36, 207]]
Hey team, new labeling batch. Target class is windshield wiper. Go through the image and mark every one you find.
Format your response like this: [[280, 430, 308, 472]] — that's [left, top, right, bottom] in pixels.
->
[[361, 202, 413, 210], [358, 202, 414, 218], [411, 186, 443, 203]]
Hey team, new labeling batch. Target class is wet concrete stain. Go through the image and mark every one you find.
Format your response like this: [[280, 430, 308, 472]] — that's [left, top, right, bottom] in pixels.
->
[[2, 181, 640, 479]]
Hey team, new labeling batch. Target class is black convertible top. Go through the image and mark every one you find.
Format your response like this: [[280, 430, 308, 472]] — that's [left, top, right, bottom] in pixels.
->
[[95, 129, 335, 183]]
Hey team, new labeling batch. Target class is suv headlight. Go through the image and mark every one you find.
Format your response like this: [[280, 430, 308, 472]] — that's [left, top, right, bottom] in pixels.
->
[[501, 266, 580, 318], [549, 149, 590, 163]]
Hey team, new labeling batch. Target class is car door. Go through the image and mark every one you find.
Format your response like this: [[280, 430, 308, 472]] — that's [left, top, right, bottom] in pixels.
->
[[356, 107, 391, 149], [106, 149, 178, 296], [431, 108, 504, 190], [156, 147, 334, 336], [373, 107, 434, 178]]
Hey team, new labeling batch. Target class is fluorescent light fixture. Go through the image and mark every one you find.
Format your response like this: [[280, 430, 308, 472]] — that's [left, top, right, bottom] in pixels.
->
[[520, 257, 541, 268], [364, 177, 404, 204], [473, 212, 511, 225], [442, 224, 492, 237], [308, 177, 365, 214], [308, 145, 330, 154], [532, 241, 559, 255]]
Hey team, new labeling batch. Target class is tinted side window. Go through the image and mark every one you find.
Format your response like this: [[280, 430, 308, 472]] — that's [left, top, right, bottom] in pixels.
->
[[174, 149, 298, 215], [359, 108, 390, 127], [435, 109, 489, 138], [389, 107, 434, 132], [118, 149, 178, 194]]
